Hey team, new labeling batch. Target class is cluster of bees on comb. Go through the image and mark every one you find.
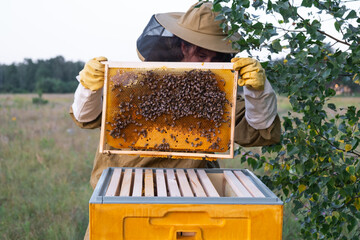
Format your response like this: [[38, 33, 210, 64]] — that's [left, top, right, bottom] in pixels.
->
[[106, 69, 231, 152]]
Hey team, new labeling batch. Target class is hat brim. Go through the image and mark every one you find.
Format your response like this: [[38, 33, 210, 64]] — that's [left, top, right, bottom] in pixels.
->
[[155, 12, 239, 54]]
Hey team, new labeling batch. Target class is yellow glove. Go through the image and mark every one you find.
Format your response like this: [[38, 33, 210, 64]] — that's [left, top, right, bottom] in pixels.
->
[[79, 56, 108, 91], [231, 57, 266, 91]]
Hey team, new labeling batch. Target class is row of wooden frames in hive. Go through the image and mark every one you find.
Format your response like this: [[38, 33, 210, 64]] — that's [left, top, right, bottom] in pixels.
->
[[99, 62, 238, 159]]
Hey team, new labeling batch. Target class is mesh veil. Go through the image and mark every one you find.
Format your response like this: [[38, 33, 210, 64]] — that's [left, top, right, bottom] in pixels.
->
[[136, 15, 183, 62]]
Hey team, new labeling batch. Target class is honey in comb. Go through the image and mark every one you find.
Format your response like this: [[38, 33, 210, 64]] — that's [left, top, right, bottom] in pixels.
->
[[112, 71, 138, 88], [105, 68, 234, 153]]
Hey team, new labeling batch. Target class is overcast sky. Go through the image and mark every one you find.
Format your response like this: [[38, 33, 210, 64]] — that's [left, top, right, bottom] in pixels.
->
[[0, 0, 195, 64], [1, 0, 358, 64]]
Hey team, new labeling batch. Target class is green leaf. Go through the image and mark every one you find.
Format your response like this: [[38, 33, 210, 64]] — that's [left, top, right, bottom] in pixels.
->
[[327, 103, 336, 111], [287, 144, 299, 156], [252, 22, 263, 29], [213, 0, 225, 5], [301, 0, 312, 7], [271, 39, 282, 52], [346, 215, 357, 232], [295, 163, 305, 175], [252, 0, 263, 8], [215, 14, 225, 21], [247, 157, 258, 169], [322, 69, 331, 78], [346, 166, 355, 175], [293, 200, 303, 211], [267, 0, 272, 11], [244, 0, 250, 8], [213, 3, 222, 12], [334, 21, 341, 32], [345, 10, 357, 19], [311, 19, 321, 29], [338, 122, 347, 133], [351, 138, 359, 150]]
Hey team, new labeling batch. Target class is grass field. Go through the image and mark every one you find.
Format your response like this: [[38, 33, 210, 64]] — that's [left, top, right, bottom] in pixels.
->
[[0, 94, 98, 239], [1, 93, 359, 239]]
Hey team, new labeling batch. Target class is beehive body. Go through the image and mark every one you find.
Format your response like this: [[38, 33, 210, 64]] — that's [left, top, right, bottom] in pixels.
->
[[89, 168, 283, 240], [90, 203, 283, 240]]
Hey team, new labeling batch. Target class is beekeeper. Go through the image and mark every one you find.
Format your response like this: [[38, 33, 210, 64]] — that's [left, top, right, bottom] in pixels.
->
[[71, 0, 280, 185], [71, 1, 280, 188], [70, 3, 280, 237]]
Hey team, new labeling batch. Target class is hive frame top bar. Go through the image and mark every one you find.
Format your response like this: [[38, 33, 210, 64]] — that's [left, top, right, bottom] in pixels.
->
[[102, 61, 234, 69], [99, 61, 238, 159], [90, 167, 283, 205]]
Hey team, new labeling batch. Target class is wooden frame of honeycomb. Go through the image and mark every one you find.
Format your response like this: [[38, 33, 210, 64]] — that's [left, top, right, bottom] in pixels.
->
[[99, 62, 238, 159]]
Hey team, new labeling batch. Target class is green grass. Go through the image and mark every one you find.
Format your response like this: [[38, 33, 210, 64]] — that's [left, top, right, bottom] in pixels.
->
[[1, 94, 359, 239], [0, 94, 98, 239]]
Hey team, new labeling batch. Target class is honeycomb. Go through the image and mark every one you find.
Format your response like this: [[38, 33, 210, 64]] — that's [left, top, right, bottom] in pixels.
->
[[104, 66, 236, 155]]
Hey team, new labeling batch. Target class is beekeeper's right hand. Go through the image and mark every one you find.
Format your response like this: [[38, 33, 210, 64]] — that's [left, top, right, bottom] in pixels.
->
[[231, 57, 265, 91], [79, 57, 108, 91]]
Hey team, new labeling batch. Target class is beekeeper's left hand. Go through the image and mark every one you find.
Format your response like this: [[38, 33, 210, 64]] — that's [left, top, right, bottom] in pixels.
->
[[231, 57, 266, 91]]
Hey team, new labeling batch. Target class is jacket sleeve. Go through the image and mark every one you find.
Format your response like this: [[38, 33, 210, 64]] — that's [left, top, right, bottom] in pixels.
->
[[72, 77, 103, 121], [69, 79, 103, 129], [234, 95, 281, 147], [69, 106, 102, 129]]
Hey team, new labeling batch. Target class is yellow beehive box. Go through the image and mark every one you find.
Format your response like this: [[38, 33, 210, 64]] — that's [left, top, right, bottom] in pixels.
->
[[89, 167, 283, 240]]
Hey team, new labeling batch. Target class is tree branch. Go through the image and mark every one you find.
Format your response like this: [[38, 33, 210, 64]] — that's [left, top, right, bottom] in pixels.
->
[[316, 29, 350, 47], [289, 2, 351, 47], [275, 26, 306, 33], [313, 128, 360, 157]]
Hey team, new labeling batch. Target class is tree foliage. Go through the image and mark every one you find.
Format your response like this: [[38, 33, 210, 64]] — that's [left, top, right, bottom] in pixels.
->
[[0, 56, 84, 93], [208, 0, 360, 239]]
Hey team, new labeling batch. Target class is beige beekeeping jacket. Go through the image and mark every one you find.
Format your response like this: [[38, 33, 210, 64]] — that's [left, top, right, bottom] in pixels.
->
[[69, 95, 281, 189]]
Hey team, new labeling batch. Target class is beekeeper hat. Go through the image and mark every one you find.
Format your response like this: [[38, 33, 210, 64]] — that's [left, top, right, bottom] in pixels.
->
[[156, 2, 239, 53], [136, 2, 239, 61]]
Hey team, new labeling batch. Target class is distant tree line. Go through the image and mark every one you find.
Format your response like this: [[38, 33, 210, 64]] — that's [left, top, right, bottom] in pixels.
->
[[0, 55, 358, 95], [0, 56, 84, 93]]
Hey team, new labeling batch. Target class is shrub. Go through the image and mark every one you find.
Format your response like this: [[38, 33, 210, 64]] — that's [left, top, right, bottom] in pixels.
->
[[212, 0, 360, 238]]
